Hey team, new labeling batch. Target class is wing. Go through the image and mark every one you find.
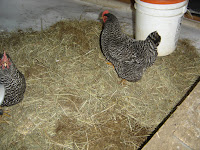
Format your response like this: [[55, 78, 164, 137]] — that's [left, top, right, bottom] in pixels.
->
[[108, 37, 146, 66], [107, 35, 135, 61]]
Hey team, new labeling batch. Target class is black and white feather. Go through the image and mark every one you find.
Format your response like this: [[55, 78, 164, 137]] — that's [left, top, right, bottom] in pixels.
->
[[100, 11, 161, 82], [0, 53, 26, 107]]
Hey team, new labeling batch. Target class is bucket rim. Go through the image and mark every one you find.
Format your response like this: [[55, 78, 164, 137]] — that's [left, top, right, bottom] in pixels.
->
[[135, 0, 188, 11], [140, 0, 187, 5], [134, 1, 188, 17]]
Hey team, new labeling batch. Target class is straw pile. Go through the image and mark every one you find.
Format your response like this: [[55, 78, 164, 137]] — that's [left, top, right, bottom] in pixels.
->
[[0, 20, 199, 150]]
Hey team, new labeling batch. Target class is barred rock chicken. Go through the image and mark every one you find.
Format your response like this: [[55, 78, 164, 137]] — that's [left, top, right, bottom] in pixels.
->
[[0, 51, 26, 116], [100, 10, 161, 82]]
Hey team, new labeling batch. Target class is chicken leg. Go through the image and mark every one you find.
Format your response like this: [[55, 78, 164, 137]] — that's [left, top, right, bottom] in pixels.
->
[[120, 79, 127, 85], [0, 108, 10, 116], [106, 62, 115, 69]]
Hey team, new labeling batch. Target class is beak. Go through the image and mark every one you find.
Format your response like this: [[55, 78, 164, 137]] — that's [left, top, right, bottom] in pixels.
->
[[4, 62, 7, 68]]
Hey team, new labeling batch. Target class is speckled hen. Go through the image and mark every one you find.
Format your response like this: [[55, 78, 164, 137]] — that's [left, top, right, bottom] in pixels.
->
[[100, 10, 161, 82], [0, 51, 26, 115]]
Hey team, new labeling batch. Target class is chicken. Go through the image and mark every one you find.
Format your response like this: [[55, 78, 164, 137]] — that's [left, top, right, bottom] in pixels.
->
[[100, 10, 161, 82], [0, 51, 26, 116]]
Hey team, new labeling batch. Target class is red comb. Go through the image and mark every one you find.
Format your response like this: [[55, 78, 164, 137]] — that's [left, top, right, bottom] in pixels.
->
[[102, 10, 109, 17], [1, 51, 11, 69], [3, 51, 8, 61]]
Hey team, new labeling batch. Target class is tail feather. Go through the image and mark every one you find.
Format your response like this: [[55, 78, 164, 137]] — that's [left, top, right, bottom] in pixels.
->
[[146, 31, 161, 47]]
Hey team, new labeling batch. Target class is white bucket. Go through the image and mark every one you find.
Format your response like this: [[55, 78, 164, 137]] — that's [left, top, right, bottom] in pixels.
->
[[134, 0, 188, 56]]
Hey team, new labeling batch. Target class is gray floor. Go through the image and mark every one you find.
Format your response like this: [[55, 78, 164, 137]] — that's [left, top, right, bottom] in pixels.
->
[[0, 0, 133, 33]]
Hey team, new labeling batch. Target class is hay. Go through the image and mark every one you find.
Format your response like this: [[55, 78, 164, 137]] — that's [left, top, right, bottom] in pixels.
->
[[0, 20, 200, 149]]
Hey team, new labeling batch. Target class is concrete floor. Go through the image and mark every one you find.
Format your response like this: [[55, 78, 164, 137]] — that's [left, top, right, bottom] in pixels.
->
[[0, 0, 200, 149], [0, 0, 133, 33]]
